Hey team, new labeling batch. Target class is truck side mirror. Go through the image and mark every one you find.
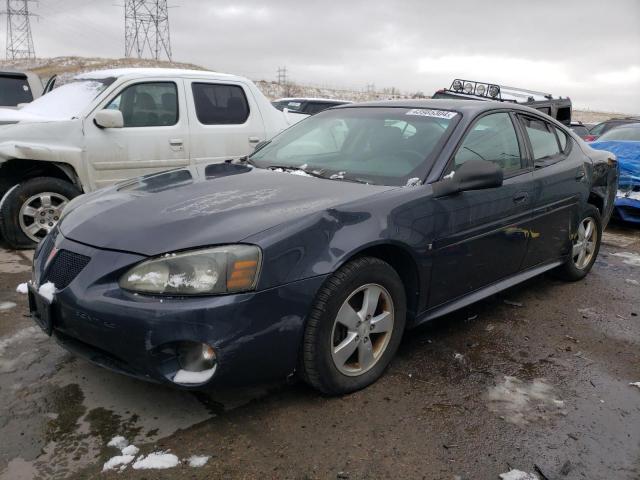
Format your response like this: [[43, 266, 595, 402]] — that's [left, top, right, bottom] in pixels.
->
[[95, 110, 124, 129]]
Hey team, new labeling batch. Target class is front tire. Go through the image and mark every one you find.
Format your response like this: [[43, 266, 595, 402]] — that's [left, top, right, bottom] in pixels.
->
[[0, 177, 80, 249], [555, 205, 602, 281], [302, 257, 406, 395]]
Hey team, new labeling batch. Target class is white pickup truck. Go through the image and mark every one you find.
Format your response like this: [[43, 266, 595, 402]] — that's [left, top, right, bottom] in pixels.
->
[[0, 68, 303, 248]]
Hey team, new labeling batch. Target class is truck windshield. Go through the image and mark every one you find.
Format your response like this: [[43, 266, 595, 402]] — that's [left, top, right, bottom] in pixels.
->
[[250, 107, 459, 186], [20, 79, 114, 120], [0, 75, 34, 106]]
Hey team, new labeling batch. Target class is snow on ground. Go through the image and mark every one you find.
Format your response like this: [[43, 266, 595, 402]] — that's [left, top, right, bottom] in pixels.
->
[[630, 382, 640, 389], [132, 452, 180, 470], [187, 455, 210, 468], [0, 327, 42, 357], [499, 470, 539, 480], [103, 436, 209, 472], [0, 301, 17, 311], [612, 252, 640, 267], [16, 283, 28, 294]]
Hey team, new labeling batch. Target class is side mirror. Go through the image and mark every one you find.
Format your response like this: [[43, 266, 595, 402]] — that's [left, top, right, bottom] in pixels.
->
[[94, 109, 124, 129], [433, 160, 504, 197]]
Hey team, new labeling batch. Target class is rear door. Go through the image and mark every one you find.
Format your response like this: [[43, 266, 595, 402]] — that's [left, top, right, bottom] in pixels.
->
[[428, 111, 535, 307], [516, 115, 588, 268], [84, 79, 190, 189], [186, 80, 267, 164]]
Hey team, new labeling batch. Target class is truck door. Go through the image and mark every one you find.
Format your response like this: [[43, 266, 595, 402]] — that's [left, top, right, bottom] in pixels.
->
[[83, 79, 190, 190], [185, 80, 267, 165]]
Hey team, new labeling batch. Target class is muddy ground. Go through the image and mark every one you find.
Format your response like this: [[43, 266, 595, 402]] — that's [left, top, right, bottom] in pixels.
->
[[0, 224, 639, 480]]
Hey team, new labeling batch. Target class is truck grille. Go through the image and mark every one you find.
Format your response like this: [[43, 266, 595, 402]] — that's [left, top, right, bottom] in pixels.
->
[[42, 250, 91, 290]]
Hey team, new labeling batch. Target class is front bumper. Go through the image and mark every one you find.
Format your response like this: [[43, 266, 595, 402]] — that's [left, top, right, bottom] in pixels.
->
[[34, 233, 328, 387]]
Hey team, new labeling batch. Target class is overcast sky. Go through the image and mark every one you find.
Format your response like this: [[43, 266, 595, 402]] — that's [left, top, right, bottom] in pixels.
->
[[13, 0, 640, 113]]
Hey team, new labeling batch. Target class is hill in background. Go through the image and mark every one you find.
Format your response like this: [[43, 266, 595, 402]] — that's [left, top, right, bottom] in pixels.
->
[[0, 56, 630, 123]]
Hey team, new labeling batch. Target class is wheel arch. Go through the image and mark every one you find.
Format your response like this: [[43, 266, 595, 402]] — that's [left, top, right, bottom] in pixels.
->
[[335, 241, 422, 322], [0, 159, 82, 195]]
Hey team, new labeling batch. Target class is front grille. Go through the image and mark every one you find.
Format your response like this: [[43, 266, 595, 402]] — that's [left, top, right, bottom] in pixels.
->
[[43, 250, 91, 290]]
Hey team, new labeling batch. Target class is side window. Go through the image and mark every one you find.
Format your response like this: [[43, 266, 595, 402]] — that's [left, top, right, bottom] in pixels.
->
[[192, 83, 250, 125], [453, 112, 523, 173], [520, 117, 560, 160], [106, 82, 178, 127], [555, 127, 568, 152]]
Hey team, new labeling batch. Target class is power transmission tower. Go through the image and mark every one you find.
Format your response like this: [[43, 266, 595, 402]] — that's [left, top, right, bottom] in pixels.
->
[[277, 66, 288, 85], [124, 0, 172, 61], [2, 0, 36, 60]]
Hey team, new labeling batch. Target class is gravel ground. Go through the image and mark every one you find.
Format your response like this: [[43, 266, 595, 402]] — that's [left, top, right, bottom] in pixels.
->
[[0, 224, 639, 480]]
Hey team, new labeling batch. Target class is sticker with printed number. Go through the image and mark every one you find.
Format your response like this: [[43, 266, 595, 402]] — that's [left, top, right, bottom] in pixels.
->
[[406, 109, 458, 119]]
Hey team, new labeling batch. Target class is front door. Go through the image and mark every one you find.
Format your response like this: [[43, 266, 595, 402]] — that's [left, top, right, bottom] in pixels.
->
[[428, 111, 534, 308], [84, 79, 190, 190]]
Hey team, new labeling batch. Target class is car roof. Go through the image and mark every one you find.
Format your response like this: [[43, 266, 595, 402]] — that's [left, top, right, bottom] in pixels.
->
[[75, 68, 249, 83], [335, 98, 551, 117]]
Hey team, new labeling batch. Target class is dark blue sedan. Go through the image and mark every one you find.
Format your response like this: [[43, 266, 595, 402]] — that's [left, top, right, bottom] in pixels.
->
[[29, 100, 618, 395]]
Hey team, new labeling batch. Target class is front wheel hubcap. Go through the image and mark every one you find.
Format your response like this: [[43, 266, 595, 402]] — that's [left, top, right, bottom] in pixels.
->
[[572, 217, 597, 270], [330, 284, 394, 376], [18, 192, 69, 242]]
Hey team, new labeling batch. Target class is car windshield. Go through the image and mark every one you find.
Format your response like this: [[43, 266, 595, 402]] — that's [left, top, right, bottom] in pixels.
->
[[250, 107, 459, 186], [20, 78, 114, 120], [598, 124, 640, 141]]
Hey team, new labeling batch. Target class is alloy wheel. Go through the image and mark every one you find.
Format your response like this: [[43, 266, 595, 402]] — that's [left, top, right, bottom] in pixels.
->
[[18, 192, 68, 243], [572, 217, 597, 270], [330, 283, 395, 376]]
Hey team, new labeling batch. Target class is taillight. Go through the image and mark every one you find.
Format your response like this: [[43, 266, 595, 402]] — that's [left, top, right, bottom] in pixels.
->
[[584, 135, 597, 142]]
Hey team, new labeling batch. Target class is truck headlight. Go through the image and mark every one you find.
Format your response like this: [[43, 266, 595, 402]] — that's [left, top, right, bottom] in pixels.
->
[[119, 245, 261, 295]]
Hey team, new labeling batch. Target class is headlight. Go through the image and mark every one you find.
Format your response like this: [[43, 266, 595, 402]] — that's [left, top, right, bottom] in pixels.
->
[[119, 245, 262, 295]]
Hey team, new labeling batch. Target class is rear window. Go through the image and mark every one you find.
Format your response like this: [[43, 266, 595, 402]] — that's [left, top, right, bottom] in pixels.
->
[[0, 75, 33, 106], [192, 83, 249, 125]]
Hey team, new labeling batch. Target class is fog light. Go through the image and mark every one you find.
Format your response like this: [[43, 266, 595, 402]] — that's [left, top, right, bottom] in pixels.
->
[[464, 82, 473, 94], [476, 84, 486, 96], [488, 85, 500, 98], [177, 341, 217, 372], [452, 79, 463, 92]]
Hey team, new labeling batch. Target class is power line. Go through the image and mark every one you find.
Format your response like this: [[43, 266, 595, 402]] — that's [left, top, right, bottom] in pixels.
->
[[2, 0, 37, 60], [124, 0, 172, 61]]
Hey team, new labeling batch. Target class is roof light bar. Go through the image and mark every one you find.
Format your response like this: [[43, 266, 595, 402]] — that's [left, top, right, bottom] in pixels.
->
[[449, 79, 501, 99]]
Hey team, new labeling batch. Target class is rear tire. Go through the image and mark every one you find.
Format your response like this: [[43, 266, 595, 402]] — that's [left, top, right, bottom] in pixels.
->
[[302, 257, 406, 395], [554, 205, 602, 282], [0, 177, 80, 249]]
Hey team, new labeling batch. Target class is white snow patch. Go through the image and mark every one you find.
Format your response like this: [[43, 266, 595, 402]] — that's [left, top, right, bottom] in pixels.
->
[[404, 177, 422, 187], [173, 366, 216, 385], [617, 189, 640, 201], [102, 455, 135, 472], [38, 282, 57, 303], [187, 455, 210, 468], [330, 171, 346, 180], [443, 171, 455, 180], [0, 301, 17, 311], [612, 252, 640, 267], [499, 470, 538, 480], [16, 283, 29, 294], [625, 279, 639, 286], [107, 436, 129, 450], [132, 452, 180, 470], [121, 445, 140, 456], [630, 382, 640, 389], [454, 353, 464, 362], [486, 376, 566, 425], [0, 327, 42, 357]]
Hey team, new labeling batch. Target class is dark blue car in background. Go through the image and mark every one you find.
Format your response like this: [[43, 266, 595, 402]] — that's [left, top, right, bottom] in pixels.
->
[[29, 99, 618, 395]]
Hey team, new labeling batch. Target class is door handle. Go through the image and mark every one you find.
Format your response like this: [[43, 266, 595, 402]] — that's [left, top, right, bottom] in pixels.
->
[[575, 169, 586, 180], [248, 137, 260, 144], [169, 139, 184, 152], [513, 192, 529, 204]]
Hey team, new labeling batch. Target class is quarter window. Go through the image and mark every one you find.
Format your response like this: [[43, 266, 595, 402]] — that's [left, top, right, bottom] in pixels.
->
[[192, 83, 250, 125], [453, 112, 523, 173], [520, 117, 560, 160], [106, 82, 178, 127]]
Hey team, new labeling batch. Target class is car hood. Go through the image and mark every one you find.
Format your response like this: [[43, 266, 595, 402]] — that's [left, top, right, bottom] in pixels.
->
[[0, 107, 63, 124], [591, 140, 640, 186], [60, 164, 395, 256]]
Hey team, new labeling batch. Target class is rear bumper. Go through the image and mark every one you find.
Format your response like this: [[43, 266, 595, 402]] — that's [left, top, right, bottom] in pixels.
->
[[614, 196, 640, 224], [37, 234, 328, 387]]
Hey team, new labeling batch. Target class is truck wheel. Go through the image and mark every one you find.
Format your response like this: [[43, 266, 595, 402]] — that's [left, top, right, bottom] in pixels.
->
[[302, 257, 407, 395], [0, 177, 81, 249], [554, 205, 602, 282]]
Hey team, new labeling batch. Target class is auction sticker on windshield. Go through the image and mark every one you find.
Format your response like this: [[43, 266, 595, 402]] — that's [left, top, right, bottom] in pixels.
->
[[406, 109, 458, 119]]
